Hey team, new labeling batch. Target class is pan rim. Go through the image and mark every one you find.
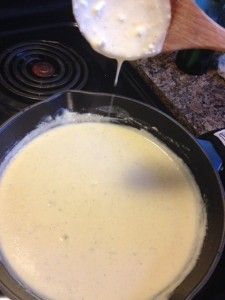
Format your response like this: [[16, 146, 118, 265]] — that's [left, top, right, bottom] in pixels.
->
[[0, 89, 224, 300]]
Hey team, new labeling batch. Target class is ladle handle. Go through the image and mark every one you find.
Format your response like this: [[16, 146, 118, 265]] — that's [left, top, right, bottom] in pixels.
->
[[163, 0, 225, 52]]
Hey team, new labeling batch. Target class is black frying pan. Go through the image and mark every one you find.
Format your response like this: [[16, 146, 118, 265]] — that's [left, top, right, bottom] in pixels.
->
[[0, 90, 224, 300]]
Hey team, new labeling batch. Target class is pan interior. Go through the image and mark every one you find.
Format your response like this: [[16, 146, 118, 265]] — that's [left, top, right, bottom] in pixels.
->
[[0, 110, 207, 300]]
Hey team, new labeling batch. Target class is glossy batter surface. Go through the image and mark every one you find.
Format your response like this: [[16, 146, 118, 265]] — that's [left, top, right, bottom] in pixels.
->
[[73, 0, 171, 60], [0, 122, 206, 300]]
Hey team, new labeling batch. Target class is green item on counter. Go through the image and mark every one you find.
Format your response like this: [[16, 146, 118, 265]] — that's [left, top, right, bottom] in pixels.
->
[[176, 0, 225, 75]]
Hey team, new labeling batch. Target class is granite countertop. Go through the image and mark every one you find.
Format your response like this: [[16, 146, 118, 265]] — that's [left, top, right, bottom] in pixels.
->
[[132, 53, 225, 136]]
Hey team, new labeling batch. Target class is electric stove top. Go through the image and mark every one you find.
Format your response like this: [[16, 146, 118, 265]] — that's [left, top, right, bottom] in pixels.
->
[[0, 22, 170, 126], [0, 1, 224, 299]]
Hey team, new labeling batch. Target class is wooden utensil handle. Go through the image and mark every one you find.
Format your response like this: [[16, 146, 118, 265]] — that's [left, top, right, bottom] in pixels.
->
[[164, 0, 225, 52]]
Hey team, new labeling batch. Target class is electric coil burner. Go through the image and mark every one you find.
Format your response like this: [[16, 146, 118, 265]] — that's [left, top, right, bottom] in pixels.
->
[[0, 41, 88, 101], [0, 22, 167, 122]]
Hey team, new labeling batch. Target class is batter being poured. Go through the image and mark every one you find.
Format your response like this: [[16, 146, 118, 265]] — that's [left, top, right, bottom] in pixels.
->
[[0, 114, 206, 300], [73, 0, 171, 83]]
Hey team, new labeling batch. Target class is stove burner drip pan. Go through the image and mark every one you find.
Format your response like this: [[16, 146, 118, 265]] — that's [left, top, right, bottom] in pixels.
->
[[0, 41, 88, 101]]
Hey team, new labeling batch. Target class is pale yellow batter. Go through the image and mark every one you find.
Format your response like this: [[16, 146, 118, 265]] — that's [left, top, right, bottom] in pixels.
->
[[0, 120, 206, 300], [73, 0, 171, 60], [73, 0, 171, 84]]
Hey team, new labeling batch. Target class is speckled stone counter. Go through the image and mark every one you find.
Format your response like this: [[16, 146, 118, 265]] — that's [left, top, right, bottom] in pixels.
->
[[132, 53, 225, 136]]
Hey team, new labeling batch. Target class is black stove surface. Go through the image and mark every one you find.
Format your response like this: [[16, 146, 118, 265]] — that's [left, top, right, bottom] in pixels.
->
[[0, 10, 224, 300], [0, 40, 88, 101], [0, 22, 170, 125]]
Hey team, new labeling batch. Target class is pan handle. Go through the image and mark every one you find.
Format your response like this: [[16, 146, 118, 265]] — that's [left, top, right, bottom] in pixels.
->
[[196, 128, 225, 176]]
